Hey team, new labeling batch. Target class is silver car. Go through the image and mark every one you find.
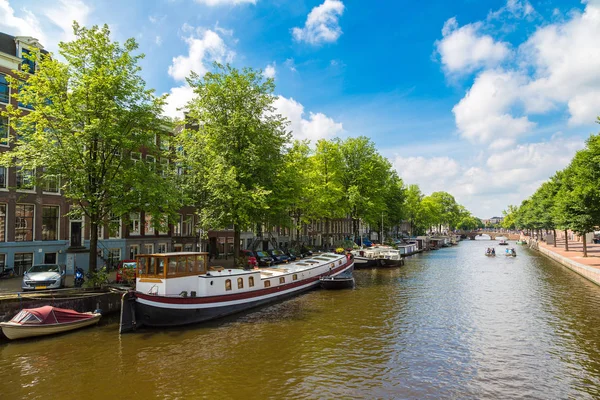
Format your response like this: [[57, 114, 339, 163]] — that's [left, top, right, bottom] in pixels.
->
[[22, 264, 65, 291]]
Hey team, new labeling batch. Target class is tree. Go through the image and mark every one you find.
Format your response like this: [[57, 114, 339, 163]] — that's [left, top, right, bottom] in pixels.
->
[[501, 205, 518, 230], [404, 184, 423, 236], [430, 191, 460, 231], [1, 24, 176, 272], [180, 63, 290, 267]]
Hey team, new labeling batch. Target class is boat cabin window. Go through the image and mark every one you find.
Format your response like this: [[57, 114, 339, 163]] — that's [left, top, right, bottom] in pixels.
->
[[249, 276, 254, 287], [238, 277, 244, 289], [293, 274, 297, 281], [225, 279, 232, 291], [264, 280, 271, 288], [136, 252, 208, 279], [279, 277, 285, 284], [338, 260, 342, 265]]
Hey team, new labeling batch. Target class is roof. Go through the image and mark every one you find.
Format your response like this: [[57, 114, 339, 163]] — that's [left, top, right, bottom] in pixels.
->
[[0, 32, 16, 57]]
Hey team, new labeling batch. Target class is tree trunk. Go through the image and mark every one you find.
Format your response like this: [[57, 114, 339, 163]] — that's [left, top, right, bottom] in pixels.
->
[[88, 218, 98, 273], [553, 229, 557, 247], [565, 229, 569, 251], [583, 233, 588, 257], [233, 224, 241, 268]]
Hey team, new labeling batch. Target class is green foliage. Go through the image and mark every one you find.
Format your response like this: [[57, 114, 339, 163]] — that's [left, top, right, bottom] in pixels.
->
[[179, 63, 290, 265], [0, 23, 177, 271], [84, 267, 109, 288]]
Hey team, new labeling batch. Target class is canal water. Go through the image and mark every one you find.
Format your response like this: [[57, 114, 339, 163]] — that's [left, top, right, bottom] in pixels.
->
[[2, 240, 600, 399]]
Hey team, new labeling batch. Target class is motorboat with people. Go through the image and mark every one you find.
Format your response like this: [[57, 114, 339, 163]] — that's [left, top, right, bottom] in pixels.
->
[[320, 268, 355, 290], [485, 248, 496, 257], [0, 306, 101, 340], [119, 251, 354, 332], [516, 240, 527, 245], [505, 248, 517, 257], [498, 239, 509, 245]]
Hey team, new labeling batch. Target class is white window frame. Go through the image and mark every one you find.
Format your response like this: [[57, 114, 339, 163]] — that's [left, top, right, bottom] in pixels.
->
[[108, 248, 121, 267], [16, 166, 35, 193], [131, 152, 141, 164], [15, 203, 35, 242], [0, 203, 6, 242], [157, 243, 167, 253], [0, 73, 10, 105], [42, 173, 60, 195], [41, 205, 60, 241], [109, 213, 121, 239], [0, 115, 9, 147], [129, 212, 141, 236], [0, 166, 7, 190], [144, 213, 154, 236], [144, 243, 154, 254], [129, 244, 140, 260]]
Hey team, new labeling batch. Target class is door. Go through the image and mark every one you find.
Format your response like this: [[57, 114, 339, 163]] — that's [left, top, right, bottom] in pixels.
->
[[70, 221, 82, 247], [44, 253, 57, 264]]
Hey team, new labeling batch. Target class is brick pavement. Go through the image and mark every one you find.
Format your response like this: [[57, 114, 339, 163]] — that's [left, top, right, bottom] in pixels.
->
[[537, 237, 600, 269]]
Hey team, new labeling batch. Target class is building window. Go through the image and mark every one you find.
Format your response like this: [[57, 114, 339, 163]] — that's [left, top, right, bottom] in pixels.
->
[[129, 245, 139, 260], [43, 175, 59, 193], [144, 213, 154, 235], [184, 243, 193, 252], [14, 252, 33, 276], [0, 167, 6, 189], [158, 243, 167, 253], [16, 166, 35, 190], [249, 276, 254, 287], [144, 243, 154, 254], [131, 152, 141, 164], [237, 277, 244, 289], [18, 81, 33, 109], [108, 248, 121, 269], [15, 204, 34, 241], [129, 212, 141, 235], [21, 48, 36, 73], [173, 214, 182, 236], [42, 206, 59, 241], [225, 279, 232, 291], [109, 213, 121, 239], [264, 280, 271, 288], [160, 137, 169, 151], [279, 277, 285, 284], [0, 254, 5, 272], [0, 116, 8, 146], [146, 155, 156, 170], [0, 204, 4, 241], [183, 215, 194, 236], [0, 74, 8, 103], [159, 159, 168, 176]]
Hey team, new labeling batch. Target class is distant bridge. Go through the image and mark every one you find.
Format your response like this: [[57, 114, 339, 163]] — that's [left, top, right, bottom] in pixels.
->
[[458, 231, 521, 241]]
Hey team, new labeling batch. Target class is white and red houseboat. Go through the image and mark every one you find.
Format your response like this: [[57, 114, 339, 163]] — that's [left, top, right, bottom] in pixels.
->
[[119, 251, 354, 332]]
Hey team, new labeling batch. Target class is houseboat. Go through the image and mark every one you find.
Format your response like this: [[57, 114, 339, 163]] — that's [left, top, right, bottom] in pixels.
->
[[119, 252, 354, 332], [397, 243, 419, 257]]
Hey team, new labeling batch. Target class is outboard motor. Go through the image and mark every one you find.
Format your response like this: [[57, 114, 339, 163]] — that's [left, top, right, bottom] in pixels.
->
[[74, 267, 85, 288]]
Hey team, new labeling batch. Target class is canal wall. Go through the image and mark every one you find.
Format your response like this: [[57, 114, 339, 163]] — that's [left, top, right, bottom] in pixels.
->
[[0, 290, 123, 322], [529, 239, 600, 286]]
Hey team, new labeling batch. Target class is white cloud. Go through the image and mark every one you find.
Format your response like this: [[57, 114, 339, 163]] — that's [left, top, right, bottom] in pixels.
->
[[165, 25, 235, 118], [168, 27, 235, 82], [274, 96, 343, 142], [488, 0, 536, 20], [452, 69, 534, 145], [444, 0, 600, 147], [43, 0, 91, 46], [392, 136, 583, 217], [0, 0, 46, 45], [436, 17, 511, 73], [264, 63, 276, 79], [292, 0, 345, 45], [155, 35, 163, 46], [284, 58, 297, 72], [163, 85, 196, 119], [194, 0, 256, 5]]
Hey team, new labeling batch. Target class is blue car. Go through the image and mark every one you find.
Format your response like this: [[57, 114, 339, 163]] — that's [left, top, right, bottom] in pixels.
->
[[268, 249, 291, 264]]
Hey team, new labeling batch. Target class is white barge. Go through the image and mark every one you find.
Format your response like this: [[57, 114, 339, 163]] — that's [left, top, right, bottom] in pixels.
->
[[120, 251, 354, 332]]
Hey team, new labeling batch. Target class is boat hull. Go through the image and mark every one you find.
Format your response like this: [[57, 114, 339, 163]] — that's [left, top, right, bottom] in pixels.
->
[[0, 314, 101, 340], [121, 260, 354, 331], [320, 277, 355, 290], [353, 256, 382, 269]]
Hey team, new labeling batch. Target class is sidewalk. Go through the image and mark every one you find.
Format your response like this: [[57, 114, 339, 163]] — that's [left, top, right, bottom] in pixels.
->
[[535, 237, 600, 286]]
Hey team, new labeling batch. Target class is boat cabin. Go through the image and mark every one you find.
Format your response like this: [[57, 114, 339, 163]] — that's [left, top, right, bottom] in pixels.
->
[[397, 243, 418, 255]]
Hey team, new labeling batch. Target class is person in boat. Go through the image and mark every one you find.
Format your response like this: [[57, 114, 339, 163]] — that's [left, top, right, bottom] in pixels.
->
[[491, 248, 495, 255]]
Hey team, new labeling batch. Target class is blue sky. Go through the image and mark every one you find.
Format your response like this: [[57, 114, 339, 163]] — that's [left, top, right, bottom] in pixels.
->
[[2, 0, 600, 218]]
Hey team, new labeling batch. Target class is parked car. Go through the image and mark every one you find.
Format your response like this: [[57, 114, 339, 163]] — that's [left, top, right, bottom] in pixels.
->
[[239, 250, 258, 269], [22, 264, 65, 291], [285, 251, 297, 261], [268, 249, 291, 264], [116, 260, 137, 283], [253, 250, 274, 267]]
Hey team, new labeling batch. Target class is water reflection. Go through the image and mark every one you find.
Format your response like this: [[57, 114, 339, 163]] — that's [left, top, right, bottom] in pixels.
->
[[2, 240, 600, 399]]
